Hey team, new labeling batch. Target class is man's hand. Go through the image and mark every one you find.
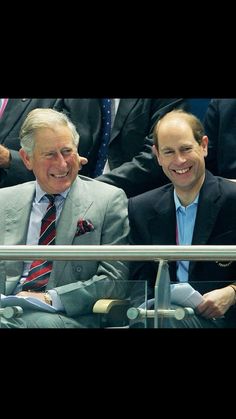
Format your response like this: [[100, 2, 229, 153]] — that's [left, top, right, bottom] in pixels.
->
[[0, 145, 11, 168], [195, 286, 235, 319], [17, 291, 46, 302]]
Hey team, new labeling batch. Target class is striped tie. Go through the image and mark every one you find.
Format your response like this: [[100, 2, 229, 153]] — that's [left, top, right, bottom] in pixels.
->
[[22, 194, 57, 291]]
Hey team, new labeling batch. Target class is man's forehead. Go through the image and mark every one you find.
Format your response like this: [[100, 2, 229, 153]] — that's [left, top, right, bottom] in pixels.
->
[[159, 138, 197, 149], [35, 136, 74, 148]]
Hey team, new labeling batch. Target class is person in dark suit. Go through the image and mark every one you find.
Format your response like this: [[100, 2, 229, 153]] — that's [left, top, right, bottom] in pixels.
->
[[0, 98, 63, 188], [204, 99, 236, 179], [55, 98, 186, 197], [128, 109, 236, 328]]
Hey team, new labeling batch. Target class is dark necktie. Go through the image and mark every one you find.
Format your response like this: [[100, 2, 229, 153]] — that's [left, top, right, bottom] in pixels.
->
[[93, 98, 112, 177], [22, 194, 57, 291]]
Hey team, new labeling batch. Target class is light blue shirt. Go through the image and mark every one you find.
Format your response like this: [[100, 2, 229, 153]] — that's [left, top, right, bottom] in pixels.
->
[[174, 190, 199, 282]]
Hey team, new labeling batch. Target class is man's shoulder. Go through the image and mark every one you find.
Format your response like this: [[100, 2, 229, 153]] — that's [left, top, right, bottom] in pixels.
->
[[205, 171, 236, 199], [0, 181, 36, 213], [208, 170, 236, 187], [0, 180, 36, 193], [0, 181, 36, 196], [217, 175, 236, 193], [129, 183, 173, 204]]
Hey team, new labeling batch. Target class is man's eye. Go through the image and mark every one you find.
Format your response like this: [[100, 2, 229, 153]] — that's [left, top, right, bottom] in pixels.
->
[[62, 149, 72, 155], [182, 147, 192, 152]]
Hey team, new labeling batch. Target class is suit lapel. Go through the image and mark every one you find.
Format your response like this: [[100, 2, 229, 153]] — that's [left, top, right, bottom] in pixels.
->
[[55, 177, 94, 244], [146, 173, 223, 281], [3, 183, 35, 294], [111, 99, 139, 142], [51, 177, 94, 286], [189, 172, 222, 275], [4, 205, 31, 294], [147, 187, 177, 282], [4, 183, 35, 245], [147, 187, 176, 245]]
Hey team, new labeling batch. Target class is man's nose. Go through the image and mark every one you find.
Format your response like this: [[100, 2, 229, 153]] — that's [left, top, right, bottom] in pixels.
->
[[56, 152, 68, 166], [174, 153, 187, 164]]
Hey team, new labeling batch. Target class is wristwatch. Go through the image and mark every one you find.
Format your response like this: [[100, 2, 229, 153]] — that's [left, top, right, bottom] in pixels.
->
[[44, 292, 52, 305]]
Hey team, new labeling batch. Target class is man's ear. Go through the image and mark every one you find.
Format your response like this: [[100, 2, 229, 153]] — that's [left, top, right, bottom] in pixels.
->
[[77, 154, 88, 170], [201, 135, 208, 157], [19, 148, 33, 170], [152, 144, 162, 166]]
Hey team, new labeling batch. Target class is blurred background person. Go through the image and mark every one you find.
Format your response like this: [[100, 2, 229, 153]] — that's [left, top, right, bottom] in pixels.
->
[[204, 98, 236, 179], [55, 98, 187, 197], [0, 98, 61, 188]]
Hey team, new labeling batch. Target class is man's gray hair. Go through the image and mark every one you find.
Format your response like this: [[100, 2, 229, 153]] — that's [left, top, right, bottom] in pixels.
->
[[19, 108, 80, 155]]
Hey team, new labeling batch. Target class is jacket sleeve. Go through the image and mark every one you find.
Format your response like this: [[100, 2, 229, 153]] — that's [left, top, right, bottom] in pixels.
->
[[0, 149, 35, 188]]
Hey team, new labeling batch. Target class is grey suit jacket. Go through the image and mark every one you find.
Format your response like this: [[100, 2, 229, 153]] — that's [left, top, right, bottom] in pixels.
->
[[0, 176, 130, 319]]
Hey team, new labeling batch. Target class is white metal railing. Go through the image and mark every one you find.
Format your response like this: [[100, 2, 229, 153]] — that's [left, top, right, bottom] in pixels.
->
[[0, 245, 236, 261]]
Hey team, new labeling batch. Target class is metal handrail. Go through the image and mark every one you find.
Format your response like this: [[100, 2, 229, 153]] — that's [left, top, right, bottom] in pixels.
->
[[0, 245, 236, 261]]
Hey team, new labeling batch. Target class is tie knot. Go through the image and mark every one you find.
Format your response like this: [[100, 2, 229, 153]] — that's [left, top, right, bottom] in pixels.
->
[[44, 194, 59, 204]]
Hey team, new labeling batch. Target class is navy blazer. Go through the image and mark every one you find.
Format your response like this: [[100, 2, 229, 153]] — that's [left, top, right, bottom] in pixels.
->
[[0, 98, 59, 188], [128, 171, 236, 322], [55, 98, 186, 197], [205, 99, 236, 179]]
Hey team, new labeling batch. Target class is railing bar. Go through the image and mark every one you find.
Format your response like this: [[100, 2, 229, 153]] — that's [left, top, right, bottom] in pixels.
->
[[0, 245, 236, 261]]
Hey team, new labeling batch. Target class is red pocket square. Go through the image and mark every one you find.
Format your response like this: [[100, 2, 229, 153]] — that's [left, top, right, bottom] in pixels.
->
[[75, 219, 95, 236]]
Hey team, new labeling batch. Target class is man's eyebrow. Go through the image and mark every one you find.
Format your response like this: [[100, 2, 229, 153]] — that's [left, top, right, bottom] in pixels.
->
[[160, 146, 173, 151]]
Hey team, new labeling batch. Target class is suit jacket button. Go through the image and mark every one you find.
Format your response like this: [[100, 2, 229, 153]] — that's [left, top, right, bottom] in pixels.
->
[[76, 267, 82, 273]]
